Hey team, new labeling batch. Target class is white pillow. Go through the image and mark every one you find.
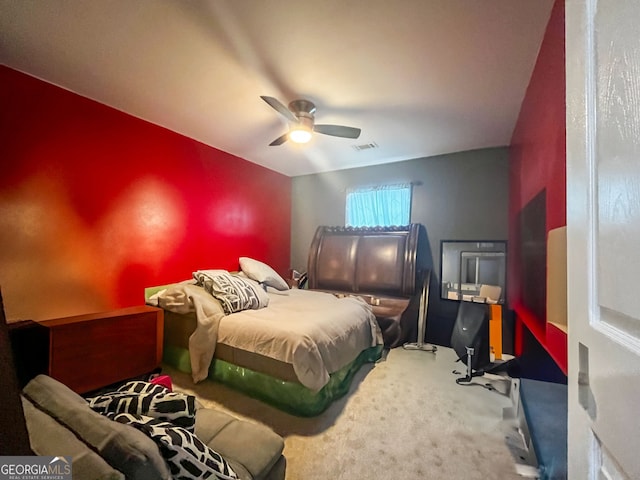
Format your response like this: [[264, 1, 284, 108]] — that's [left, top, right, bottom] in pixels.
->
[[239, 257, 289, 291]]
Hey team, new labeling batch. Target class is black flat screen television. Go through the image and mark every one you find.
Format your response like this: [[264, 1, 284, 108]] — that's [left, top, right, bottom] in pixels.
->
[[519, 190, 547, 320]]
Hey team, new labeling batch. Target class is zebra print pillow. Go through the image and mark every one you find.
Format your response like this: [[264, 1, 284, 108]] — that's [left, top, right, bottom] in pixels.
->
[[193, 270, 269, 314], [88, 381, 196, 432], [118, 380, 169, 396], [111, 413, 238, 480]]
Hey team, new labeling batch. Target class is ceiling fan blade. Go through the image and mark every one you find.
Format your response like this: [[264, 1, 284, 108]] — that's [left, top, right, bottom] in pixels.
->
[[269, 133, 289, 146], [260, 96, 297, 122], [314, 124, 361, 139]]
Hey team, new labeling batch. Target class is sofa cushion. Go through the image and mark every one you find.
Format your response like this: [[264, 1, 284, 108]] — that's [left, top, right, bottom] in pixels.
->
[[112, 413, 237, 479], [22, 375, 172, 480], [195, 408, 284, 480], [21, 395, 124, 480]]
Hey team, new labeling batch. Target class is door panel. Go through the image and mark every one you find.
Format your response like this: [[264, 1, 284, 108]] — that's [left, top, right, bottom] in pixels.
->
[[566, 0, 640, 478], [595, 0, 640, 338]]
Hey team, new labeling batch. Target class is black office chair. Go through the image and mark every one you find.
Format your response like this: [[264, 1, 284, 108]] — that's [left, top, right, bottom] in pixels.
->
[[450, 301, 491, 383]]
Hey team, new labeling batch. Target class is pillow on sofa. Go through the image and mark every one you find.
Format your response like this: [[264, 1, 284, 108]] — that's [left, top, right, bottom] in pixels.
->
[[117, 380, 169, 396], [22, 375, 172, 480], [112, 413, 237, 480], [193, 270, 269, 314], [88, 381, 196, 432], [239, 257, 289, 291]]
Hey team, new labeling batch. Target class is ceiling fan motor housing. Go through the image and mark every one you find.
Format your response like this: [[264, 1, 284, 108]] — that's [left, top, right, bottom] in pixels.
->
[[294, 114, 314, 131], [288, 99, 316, 116]]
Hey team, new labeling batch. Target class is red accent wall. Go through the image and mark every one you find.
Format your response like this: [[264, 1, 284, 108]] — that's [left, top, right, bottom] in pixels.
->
[[508, 0, 566, 373], [0, 66, 291, 321]]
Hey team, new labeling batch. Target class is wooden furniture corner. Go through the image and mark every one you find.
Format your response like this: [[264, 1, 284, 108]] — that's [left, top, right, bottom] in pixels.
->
[[37, 305, 164, 394]]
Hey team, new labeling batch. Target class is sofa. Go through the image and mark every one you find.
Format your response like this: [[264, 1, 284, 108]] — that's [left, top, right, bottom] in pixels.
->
[[20, 374, 286, 480], [307, 224, 430, 347]]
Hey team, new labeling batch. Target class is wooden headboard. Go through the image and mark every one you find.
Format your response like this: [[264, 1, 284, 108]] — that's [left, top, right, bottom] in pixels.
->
[[307, 224, 427, 297]]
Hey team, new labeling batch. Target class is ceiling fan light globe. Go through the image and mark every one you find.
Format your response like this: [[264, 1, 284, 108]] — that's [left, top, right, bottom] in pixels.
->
[[289, 128, 312, 144]]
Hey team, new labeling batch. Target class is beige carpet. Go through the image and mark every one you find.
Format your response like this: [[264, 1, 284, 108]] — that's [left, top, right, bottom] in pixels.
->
[[164, 346, 531, 479]]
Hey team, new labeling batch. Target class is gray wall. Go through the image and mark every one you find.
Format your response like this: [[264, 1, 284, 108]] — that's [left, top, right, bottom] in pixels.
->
[[290, 147, 509, 346]]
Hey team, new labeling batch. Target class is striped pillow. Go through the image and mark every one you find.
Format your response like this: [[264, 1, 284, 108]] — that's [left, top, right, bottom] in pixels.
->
[[88, 381, 196, 432], [193, 270, 269, 314], [111, 413, 237, 480]]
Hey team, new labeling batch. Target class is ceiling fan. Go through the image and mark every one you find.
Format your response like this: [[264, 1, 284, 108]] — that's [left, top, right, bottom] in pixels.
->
[[260, 96, 361, 146]]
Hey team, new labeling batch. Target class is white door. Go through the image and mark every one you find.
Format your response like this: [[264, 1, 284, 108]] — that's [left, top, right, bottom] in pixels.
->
[[566, 0, 640, 478]]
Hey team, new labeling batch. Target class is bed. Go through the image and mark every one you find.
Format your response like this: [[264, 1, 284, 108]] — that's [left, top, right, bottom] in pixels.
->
[[307, 224, 430, 347], [145, 261, 383, 416]]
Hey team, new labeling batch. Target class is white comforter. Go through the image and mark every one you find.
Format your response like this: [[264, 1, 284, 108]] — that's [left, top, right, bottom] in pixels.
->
[[150, 284, 382, 391]]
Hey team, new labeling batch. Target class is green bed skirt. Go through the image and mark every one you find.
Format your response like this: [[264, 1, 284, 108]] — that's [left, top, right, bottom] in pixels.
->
[[163, 344, 383, 417]]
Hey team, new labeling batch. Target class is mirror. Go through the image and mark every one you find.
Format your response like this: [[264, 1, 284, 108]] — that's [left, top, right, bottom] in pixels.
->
[[440, 240, 507, 303]]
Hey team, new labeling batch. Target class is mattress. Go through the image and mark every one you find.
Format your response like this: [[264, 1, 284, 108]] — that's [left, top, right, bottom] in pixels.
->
[[146, 282, 384, 416], [163, 309, 300, 383]]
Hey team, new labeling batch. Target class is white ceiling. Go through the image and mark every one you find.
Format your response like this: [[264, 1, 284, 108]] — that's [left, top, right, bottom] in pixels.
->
[[0, 0, 554, 177]]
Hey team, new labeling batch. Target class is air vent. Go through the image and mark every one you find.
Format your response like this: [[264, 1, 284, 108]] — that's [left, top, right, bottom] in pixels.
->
[[352, 142, 379, 151]]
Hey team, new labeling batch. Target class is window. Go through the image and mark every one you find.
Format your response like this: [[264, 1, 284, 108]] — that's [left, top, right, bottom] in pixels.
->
[[346, 183, 412, 227]]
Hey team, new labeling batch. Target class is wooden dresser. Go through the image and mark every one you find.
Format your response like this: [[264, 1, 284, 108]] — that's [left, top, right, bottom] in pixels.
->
[[37, 306, 164, 394]]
